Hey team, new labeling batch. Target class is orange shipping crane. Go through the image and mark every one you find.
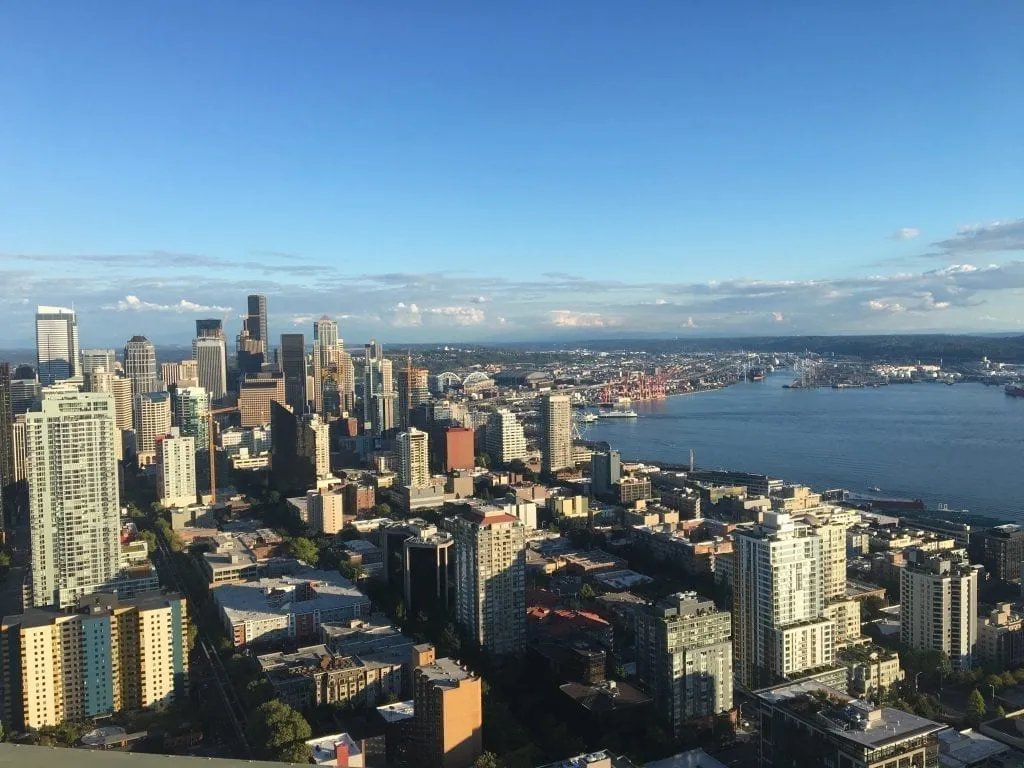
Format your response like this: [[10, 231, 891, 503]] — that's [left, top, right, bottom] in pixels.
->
[[207, 405, 238, 504]]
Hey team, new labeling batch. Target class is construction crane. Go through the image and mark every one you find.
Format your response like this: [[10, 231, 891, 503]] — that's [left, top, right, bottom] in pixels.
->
[[207, 404, 238, 505]]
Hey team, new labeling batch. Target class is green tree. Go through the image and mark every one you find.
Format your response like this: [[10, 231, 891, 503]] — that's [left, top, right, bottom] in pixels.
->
[[579, 583, 596, 600], [374, 502, 391, 517], [966, 688, 987, 727], [287, 536, 319, 566], [138, 529, 158, 555], [247, 700, 313, 763], [476, 453, 491, 469], [862, 596, 886, 621], [996, 705, 1007, 719], [1001, 671, 1017, 688], [439, 623, 462, 658], [985, 674, 1004, 692], [474, 753, 502, 768]]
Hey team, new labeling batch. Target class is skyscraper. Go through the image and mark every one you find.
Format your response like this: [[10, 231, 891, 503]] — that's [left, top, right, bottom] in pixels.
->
[[446, 505, 526, 656], [540, 393, 572, 475], [195, 318, 224, 339], [160, 359, 199, 389], [27, 388, 121, 608], [733, 512, 833, 689], [192, 336, 227, 400], [485, 409, 526, 465], [397, 428, 430, 488], [280, 333, 307, 414], [171, 386, 210, 448], [35, 306, 80, 386], [0, 363, 13, 496], [312, 316, 341, 415], [397, 361, 430, 431], [135, 391, 172, 466], [89, 369, 134, 431], [238, 373, 286, 426], [636, 592, 733, 735], [900, 548, 980, 670], [247, 294, 269, 350], [363, 342, 395, 436], [156, 429, 197, 508], [80, 349, 116, 386], [123, 336, 158, 401]]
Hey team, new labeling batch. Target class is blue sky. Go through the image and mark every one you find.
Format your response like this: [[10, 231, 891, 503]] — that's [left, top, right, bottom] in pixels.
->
[[1, 1, 1023, 345]]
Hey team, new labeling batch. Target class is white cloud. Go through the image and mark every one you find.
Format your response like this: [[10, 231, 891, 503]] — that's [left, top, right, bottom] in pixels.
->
[[106, 295, 232, 313], [423, 306, 486, 325], [891, 227, 921, 240], [654, 298, 668, 305], [683, 316, 696, 328], [469, 296, 490, 304], [771, 311, 785, 322], [290, 315, 314, 326], [867, 299, 906, 312], [390, 302, 422, 327], [550, 310, 620, 328]]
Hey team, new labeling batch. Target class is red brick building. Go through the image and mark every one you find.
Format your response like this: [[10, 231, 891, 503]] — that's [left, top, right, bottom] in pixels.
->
[[443, 427, 475, 472]]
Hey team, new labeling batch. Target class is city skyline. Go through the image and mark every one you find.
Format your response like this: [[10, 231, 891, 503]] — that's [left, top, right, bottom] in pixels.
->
[[1, 4, 1023, 343]]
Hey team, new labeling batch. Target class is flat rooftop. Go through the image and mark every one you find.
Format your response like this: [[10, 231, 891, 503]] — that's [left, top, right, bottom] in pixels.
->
[[214, 568, 369, 625], [0, 744, 305, 767], [416, 657, 475, 687], [759, 680, 944, 749]]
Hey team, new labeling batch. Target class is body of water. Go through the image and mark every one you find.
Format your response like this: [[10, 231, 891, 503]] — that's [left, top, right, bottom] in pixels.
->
[[584, 372, 1023, 522]]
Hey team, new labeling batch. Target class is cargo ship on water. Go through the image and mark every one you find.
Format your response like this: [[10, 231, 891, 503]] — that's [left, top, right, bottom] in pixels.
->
[[747, 366, 766, 382], [1006, 383, 1024, 398]]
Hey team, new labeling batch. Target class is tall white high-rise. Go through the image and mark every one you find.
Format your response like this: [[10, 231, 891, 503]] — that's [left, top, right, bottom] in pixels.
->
[[123, 336, 158, 400], [486, 409, 526, 465], [156, 429, 197, 508], [35, 306, 80, 386], [540, 393, 572, 474], [135, 391, 172, 466], [900, 548, 981, 670], [445, 505, 526, 656], [192, 337, 227, 400], [27, 387, 121, 607], [397, 428, 430, 488], [733, 512, 833, 689]]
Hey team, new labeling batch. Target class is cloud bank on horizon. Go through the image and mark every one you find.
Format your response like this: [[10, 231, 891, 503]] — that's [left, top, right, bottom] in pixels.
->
[[0, 218, 1022, 346]]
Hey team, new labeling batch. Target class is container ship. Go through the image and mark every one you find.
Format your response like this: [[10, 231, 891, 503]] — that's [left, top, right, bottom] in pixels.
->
[[748, 367, 766, 382], [1006, 383, 1024, 398]]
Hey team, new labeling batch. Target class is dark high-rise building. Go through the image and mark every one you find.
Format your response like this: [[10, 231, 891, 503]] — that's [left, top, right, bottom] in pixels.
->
[[270, 400, 304, 495], [0, 364, 12, 489], [969, 525, 1024, 583], [404, 525, 456, 618], [591, 450, 621, 497], [195, 318, 224, 339], [247, 294, 268, 347], [280, 333, 307, 414]]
